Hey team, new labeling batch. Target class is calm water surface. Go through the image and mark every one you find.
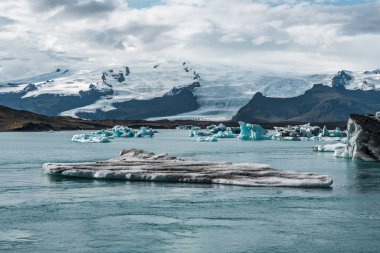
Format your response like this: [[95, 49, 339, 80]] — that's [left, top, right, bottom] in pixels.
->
[[0, 130, 379, 253]]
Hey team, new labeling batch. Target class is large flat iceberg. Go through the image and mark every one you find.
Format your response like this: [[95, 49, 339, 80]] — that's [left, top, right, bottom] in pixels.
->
[[42, 149, 333, 188]]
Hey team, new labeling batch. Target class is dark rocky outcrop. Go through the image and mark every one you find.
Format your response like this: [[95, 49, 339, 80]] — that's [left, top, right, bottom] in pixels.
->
[[22, 83, 38, 92], [232, 84, 380, 123], [0, 86, 112, 116], [331, 70, 353, 87], [77, 82, 201, 120], [364, 69, 380, 75]]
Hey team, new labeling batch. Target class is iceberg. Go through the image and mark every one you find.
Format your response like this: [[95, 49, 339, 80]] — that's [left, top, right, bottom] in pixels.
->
[[274, 123, 321, 140], [42, 149, 333, 188], [72, 125, 156, 143], [71, 133, 110, 143], [313, 143, 346, 152], [335, 114, 380, 161], [135, 127, 155, 138], [213, 130, 235, 138], [238, 121, 272, 140], [251, 124, 271, 140], [330, 127, 346, 137], [321, 126, 330, 137], [196, 136, 218, 142], [176, 125, 199, 130], [238, 121, 253, 140], [111, 125, 135, 137]]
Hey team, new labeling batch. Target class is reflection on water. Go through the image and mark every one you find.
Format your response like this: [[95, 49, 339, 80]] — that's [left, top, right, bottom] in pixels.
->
[[344, 161, 380, 193]]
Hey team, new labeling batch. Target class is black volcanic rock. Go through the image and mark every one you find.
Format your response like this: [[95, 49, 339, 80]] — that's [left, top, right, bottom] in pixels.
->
[[77, 82, 201, 120], [232, 84, 380, 123], [331, 70, 353, 87], [125, 67, 130, 76]]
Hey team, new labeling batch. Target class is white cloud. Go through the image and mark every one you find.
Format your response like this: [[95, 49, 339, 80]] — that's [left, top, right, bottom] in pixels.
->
[[0, 0, 379, 80]]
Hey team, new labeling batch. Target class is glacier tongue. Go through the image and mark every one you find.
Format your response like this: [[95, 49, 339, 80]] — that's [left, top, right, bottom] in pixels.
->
[[42, 149, 333, 188]]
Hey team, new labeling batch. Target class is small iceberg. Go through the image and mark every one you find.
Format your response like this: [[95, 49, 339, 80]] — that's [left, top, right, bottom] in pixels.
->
[[313, 143, 346, 152], [213, 130, 235, 138], [71, 125, 156, 143], [238, 121, 271, 140], [274, 123, 346, 141], [42, 149, 333, 188], [71, 133, 111, 143], [196, 136, 218, 142]]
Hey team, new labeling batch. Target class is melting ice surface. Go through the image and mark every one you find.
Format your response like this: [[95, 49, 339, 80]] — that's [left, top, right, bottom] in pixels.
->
[[43, 149, 332, 188], [1, 130, 380, 252]]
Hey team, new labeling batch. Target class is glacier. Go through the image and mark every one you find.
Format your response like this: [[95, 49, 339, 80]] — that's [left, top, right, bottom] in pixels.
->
[[42, 149, 333, 188], [2, 61, 380, 120]]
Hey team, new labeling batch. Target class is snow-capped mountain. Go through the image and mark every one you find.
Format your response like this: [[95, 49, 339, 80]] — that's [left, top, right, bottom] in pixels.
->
[[0, 61, 380, 120]]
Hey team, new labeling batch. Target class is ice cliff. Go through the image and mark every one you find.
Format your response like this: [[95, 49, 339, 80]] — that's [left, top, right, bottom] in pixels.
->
[[335, 114, 380, 161]]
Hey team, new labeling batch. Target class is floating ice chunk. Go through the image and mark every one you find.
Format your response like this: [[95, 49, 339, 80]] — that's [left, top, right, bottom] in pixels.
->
[[238, 121, 271, 140], [136, 127, 154, 138], [238, 121, 253, 140], [321, 126, 330, 137], [251, 124, 271, 140], [330, 127, 346, 137], [189, 130, 196, 137], [196, 136, 218, 142], [71, 133, 110, 143], [313, 143, 346, 152], [176, 125, 199, 130], [93, 129, 113, 137], [206, 123, 227, 134], [42, 149, 333, 188], [213, 130, 235, 138], [112, 125, 135, 137]]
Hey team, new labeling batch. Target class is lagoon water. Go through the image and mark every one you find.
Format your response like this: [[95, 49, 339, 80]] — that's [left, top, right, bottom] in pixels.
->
[[1, 130, 380, 253]]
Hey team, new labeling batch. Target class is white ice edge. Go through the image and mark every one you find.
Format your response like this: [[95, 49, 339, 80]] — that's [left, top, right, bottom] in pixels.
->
[[42, 149, 333, 188]]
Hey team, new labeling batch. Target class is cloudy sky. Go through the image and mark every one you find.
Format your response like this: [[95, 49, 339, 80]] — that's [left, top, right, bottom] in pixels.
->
[[0, 0, 379, 80]]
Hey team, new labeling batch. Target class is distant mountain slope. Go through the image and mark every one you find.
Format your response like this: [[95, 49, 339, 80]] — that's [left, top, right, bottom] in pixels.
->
[[76, 82, 200, 120], [1, 62, 380, 120], [0, 105, 110, 131], [232, 84, 380, 123]]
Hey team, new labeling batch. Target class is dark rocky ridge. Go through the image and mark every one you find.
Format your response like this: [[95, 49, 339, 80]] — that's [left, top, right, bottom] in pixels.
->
[[233, 84, 380, 123], [0, 86, 112, 116], [77, 82, 201, 120], [331, 70, 353, 87]]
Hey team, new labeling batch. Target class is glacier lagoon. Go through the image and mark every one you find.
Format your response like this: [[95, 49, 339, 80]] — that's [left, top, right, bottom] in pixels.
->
[[1, 130, 380, 252]]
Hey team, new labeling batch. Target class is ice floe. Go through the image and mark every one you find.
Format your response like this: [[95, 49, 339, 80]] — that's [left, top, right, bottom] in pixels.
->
[[313, 143, 346, 152], [42, 149, 333, 188], [71, 133, 111, 143], [273, 123, 346, 141], [71, 125, 156, 143]]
